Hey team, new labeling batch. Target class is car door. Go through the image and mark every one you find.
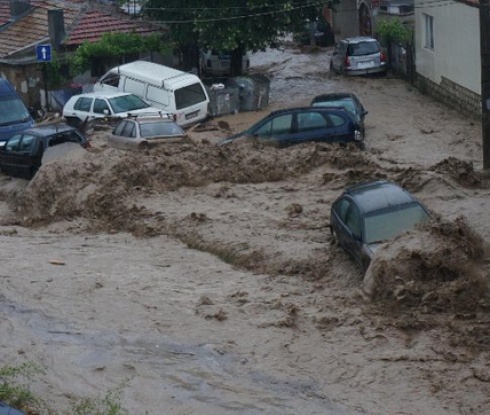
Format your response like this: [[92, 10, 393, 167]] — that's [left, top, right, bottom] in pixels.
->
[[331, 42, 342, 71], [69, 97, 94, 122], [294, 110, 333, 145], [252, 113, 294, 145], [0, 133, 37, 178], [0, 133, 22, 176], [343, 203, 364, 267], [326, 112, 355, 143], [93, 98, 112, 119]]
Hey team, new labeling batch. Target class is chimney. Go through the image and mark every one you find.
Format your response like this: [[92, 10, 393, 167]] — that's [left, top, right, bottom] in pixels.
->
[[9, 0, 31, 21], [48, 9, 65, 50]]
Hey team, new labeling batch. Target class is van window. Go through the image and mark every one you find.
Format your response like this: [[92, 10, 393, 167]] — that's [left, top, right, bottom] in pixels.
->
[[125, 78, 146, 97], [147, 85, 169, 106], [0, 96, 31, 126], [175, 83, 207, 110], [101, 73, 121, 88]]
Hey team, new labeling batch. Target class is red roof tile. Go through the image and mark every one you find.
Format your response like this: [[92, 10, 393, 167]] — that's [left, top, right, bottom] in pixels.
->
[[65, 10, 160, 46], [0, 0, 80, 58], [0, 2, 10, 26]]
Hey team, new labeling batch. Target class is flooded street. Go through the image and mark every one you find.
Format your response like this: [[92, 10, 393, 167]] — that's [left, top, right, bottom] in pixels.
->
[[0, 42, 489, 414]]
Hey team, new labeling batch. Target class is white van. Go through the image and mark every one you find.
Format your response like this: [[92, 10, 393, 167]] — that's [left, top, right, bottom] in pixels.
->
[[93, 61, 210, 127]]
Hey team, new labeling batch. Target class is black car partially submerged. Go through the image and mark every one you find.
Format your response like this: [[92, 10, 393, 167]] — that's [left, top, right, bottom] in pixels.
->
[[311, 93, 368, 135], [0, 124, 89, 179], [330, 180, 431, 272], [220, 106, 365, 149]]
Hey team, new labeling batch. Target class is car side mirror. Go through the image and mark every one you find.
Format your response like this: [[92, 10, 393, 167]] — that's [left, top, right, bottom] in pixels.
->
[[103, 109, 110, 115], [363, 110, 369, 116]]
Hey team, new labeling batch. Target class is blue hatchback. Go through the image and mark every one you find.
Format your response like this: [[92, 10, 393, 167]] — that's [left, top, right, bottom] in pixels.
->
[[220, 107, 364, 149]]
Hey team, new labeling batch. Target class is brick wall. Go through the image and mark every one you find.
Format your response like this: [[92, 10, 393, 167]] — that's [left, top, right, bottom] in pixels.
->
[[416, 74, 481, 119]]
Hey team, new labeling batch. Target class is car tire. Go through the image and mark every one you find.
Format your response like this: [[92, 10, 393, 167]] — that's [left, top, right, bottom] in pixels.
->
[[356, 141, 366, 150], [138, 141, 150, 151]]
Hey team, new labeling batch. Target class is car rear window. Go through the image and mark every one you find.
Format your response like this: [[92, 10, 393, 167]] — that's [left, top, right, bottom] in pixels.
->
[[347, 41, 380, 57], [175, 83, 207, 110], [364, 204, 430, 244], [140, 122, 183, 137]]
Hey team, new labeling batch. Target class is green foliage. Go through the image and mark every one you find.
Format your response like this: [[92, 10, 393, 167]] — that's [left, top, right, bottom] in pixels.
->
[[0, 362, 43, 410], [144, 0, 330, 52], [71, 386, 128, 415], [377, 18, 413, 45], [69, 32, 170, 75], [46, 50, 68, 89]]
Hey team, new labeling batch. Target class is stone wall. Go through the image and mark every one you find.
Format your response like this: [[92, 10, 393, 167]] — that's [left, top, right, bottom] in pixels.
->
[[416, 74, 481, 119]]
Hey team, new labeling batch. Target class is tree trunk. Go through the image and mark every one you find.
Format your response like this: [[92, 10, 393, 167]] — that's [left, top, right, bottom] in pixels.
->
[[230, 44, 245, 77]]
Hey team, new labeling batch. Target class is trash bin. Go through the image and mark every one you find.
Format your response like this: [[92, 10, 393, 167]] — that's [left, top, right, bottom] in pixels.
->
[[227, 75, 270, 112], [206, 83, 240, 117]]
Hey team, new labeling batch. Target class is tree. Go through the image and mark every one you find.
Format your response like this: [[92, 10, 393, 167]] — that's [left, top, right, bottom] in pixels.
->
[[144, 0, 331, 76]]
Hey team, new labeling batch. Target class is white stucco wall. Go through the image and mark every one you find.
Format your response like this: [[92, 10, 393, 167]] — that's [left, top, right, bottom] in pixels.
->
[[415, 0, 480, 94]]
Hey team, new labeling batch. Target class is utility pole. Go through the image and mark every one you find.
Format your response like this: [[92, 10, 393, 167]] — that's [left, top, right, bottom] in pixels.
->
[[480, 0, 490, 170]]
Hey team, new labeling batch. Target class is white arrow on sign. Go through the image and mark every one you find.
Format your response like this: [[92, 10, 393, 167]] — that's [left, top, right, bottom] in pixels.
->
[[41, 47, 47, 60]]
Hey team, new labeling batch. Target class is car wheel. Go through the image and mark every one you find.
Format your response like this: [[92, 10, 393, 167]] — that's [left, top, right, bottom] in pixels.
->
[[138, 141, 150, 151], [356, 141, 366, 150], [339, 142, 347, 149]]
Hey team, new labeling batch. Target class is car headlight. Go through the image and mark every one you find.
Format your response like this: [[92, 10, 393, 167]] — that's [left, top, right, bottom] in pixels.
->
[[355, 130, 362, 141]]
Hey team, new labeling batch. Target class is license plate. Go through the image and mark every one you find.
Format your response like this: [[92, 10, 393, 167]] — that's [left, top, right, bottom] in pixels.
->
[[186, 110, 199, 120], [357, 61, 373, 69]]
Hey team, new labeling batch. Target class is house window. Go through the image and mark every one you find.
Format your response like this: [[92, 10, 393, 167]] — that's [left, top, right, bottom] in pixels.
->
[[424, 14, 434, 50]]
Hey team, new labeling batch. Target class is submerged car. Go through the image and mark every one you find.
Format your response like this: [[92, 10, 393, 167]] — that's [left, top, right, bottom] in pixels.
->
[[330, 37, 387, 76], [0, 401, 25, 415], [330, 180, 430, 272], [109, 114, 187, 149], [219, 107, 365, 149], [0, 124, 89, 179], [311, 93, 368, 135], [62, 91, 162, 127]]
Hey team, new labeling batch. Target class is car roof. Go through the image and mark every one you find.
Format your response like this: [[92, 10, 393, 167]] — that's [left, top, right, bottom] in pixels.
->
[[22, 124, 77, 136], [342, 180, 420, 214], [268, 106, 348, 117], [342, 37, 378, 44], [71, 91, 134, 99], [311, 93, 358, 103]]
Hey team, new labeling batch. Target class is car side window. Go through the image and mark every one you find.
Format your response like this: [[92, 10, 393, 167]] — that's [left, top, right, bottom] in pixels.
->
[[254, 115, 293, 137], [113, 121, 126, 136], [298, 112, 327, 131], [328, 114, 346, 127], [19, 134, 36, 152], [5, 134, 22, 152], [334, 198, 350, 222], [122, 121, 136, 138], [74, 97, 93, 112], [93, 99, 110, 114], [346, 204, 362, 238]]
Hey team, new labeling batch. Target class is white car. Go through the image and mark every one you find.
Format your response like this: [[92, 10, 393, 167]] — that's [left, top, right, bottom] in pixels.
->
[[62, 91, 164, 126], [200, 49, 250, 76]]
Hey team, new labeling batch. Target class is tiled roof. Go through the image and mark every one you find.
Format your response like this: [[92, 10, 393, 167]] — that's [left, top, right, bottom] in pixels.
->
[[0, 0, 80, 58], [0, 3, 9, 26], [64, 10, 160, 46]]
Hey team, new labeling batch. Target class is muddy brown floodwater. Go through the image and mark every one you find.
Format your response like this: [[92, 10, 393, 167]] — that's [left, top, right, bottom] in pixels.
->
[[0, 41, 489, 415]]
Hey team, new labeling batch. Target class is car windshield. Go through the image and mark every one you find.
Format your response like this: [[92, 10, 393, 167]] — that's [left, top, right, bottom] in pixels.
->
[[108, 95, 150, 113], [364, 204, 430, 244], [312, 99, 356, 115], [0, 96, 31, 126], [348, 41, 380, 57], [140, 122, 184, 137]]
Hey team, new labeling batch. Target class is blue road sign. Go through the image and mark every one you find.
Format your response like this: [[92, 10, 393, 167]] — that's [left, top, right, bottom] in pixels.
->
[[36, 44, 52, 62]]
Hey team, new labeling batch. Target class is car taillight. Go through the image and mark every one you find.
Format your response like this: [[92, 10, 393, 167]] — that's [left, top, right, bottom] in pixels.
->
[[380, 52, 386, 63], [344, 55, 350, 68]]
